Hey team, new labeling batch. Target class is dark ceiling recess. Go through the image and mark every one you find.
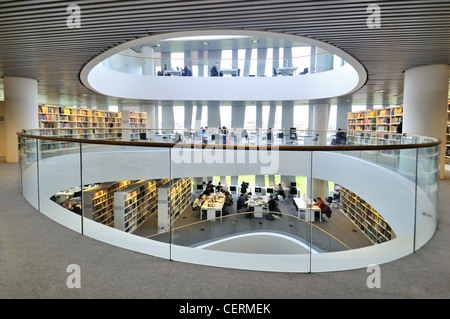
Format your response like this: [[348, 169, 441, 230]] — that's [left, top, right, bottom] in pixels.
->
[[0, 1, 449, 107]]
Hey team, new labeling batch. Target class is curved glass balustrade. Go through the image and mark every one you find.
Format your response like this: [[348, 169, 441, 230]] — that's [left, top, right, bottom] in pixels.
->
[[18, 129, 440, 272], [102, 50, 345, 78]]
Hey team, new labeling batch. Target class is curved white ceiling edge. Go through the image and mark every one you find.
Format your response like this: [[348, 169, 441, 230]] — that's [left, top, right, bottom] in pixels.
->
[[80, 30, 367, 101]]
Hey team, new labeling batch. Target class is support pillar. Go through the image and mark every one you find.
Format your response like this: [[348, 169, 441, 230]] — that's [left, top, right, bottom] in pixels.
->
[[403, 64, 449, 179], [4, 76, 38, 162]]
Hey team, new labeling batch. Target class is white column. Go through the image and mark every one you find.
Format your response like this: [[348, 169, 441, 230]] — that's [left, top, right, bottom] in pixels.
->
[[4, 76, 38, 162], [403, 64, 449, 179], [311, 103, 329, 198], [141, 46, 155, 76]]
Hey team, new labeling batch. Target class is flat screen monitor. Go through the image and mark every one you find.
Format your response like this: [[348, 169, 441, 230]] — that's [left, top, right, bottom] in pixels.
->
[[196, 184, 204, 190], [230, 186, 237, 192], [266, 188, 274, 194], [254, 187, 261, 193], [291, 182, 297, 187], [290, 187, 297, 195]]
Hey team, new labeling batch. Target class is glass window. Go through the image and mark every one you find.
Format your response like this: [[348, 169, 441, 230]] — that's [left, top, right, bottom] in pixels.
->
[[244, 104, 256, 129], [273, 104, 282, 130], [292, 46, 310, 72], [219, 105, 232, 128], [293, 105, 309, 130], [171, 52, 184, 70], [238, 49, 245, 76], [265, 48, 273, 77], [328, 104, 337, 130], [173, 105, 185, 129], [249, 48, 257, 76], [221, 50, 232, 70]]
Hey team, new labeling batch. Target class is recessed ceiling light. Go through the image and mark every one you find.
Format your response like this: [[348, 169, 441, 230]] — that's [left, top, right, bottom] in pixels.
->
[[202, 42, 209, 45], [251, 39, 259, 43]]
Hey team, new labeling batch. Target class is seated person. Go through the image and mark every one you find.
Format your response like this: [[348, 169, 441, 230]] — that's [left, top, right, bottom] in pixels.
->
[[276, 183, 286, 199], [316, 197, 332, 219], [237, 194, 246, 212], [210, 62, 219, 77]]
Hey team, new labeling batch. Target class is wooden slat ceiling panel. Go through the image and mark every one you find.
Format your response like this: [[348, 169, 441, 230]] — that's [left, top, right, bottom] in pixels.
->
[[0, 0, 448, 106]]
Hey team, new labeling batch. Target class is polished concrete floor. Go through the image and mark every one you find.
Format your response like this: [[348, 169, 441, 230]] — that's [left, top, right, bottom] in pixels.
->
[[0, 162, 449, 299]]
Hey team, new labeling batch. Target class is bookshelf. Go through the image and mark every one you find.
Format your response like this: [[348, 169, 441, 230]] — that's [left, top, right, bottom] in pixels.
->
[[340, 186, 395, 244], [121, 110, 148, 141], [157, 178, 192, 233], [114, 179, 158, 233], [83, 180, 135, 227], [347, 105, 403, 144], [446, 102, 450, 163]]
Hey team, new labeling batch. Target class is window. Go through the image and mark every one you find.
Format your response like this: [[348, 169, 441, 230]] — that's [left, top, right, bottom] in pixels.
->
[[244, 104, 256, 129], [219, 105, 232, 128], [171, 52, 184, 70], [221, 50, 232, 70], [328, 104, 337, 130], [293, 105, 309, 130], [292, 46, 310, 72], [173, 105, 185, 129]]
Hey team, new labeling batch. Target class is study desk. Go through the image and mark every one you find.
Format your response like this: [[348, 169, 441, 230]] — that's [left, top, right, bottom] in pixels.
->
[[164, 70, 182, 76], [278, 66, 298, 76], [219, 68, 239, 77], [246, 195, 269, 218], [201, 196, 225, 221], [293, 197, 322, 222]]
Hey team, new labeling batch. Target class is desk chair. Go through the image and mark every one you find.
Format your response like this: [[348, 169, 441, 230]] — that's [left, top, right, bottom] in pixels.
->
[[299, 67, 309, 75]]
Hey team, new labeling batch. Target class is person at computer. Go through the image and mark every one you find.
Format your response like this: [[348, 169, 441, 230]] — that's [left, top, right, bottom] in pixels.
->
[[277, 183, 286, 200], [267, 195, 281, 219], [267, 127, 272, 144], [210, 62, 219, 77], [205, 181, 215, 194], [215, 181, 223, 193], [221, 126, 228, 144], [316, 197, 332, 220], [240, 181, 249, 194], [237, 193, 246, 212], [182, 64, 192, 76]]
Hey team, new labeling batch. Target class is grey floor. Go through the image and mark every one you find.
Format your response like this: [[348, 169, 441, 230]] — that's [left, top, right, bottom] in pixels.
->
[[0, 161, 449, 299]]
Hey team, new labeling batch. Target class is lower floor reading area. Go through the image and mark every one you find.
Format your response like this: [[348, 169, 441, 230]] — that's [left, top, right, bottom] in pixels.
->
[[53, 175, 395, 254]]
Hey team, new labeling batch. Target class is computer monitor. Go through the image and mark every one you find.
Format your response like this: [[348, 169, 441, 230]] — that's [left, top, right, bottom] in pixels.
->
[[254, 187, 261, 193], [290, 187, 297, 195], [196, 184, 204, 190], [266, 188, 274, 194], [291, 182, 297, 187], [230, 186, 237, 192]]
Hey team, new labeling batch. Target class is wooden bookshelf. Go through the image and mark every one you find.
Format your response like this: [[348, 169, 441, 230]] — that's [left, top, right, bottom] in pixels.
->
[[114, 179, 158, 233], [121, 110, 148, 141], [340, 186, 395, 244], [157, 178, 192, 233], [347, 105, 403, 144], [83, 180, 135, 227], [446, 102, 450, 163]]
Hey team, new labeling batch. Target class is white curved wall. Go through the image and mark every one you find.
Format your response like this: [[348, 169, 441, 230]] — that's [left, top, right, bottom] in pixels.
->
[[85, 62, 360, 101], [80, 29, 367, 101], [23, 147, 437, 273]]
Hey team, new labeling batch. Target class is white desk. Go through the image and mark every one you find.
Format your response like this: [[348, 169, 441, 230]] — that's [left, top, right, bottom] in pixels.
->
[[246, 195, 269, 218], [164, 70, 182, 76], [219, 68, 239, 77], [293, 197, 321, 222], [201, 196, 225, 221], [278, 67, 298, 76]]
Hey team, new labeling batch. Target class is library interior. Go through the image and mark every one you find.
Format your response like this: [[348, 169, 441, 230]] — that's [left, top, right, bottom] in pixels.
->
[[0, 1, 449, 278]]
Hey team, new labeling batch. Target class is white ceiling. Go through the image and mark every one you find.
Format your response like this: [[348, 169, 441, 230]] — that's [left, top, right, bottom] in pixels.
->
[[0, 0, 449, 107]]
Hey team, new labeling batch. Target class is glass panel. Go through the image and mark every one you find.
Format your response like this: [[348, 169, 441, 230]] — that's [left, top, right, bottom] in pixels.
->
[[415, 145, 439, 250], [37, 138, 82, 233], [169, 145, 313, 272], [310, 148, 417, 272], [80, 143, 171, 259], [20, 136, 39, 209]]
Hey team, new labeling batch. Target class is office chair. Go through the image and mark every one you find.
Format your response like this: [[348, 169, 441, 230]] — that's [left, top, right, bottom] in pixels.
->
[[299, 67, 309, 75]]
